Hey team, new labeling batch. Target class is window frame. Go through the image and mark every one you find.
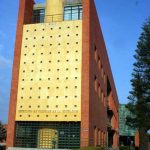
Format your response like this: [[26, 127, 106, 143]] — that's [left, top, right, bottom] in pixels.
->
[[32, 9, 45, 23], [64, 5, 83, 21]]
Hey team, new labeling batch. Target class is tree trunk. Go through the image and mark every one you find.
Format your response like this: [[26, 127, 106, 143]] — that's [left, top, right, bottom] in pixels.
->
[[139, 128, 149, 150]]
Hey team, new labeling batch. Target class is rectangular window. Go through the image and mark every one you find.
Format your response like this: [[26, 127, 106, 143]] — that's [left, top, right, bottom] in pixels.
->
[[33, 9, 45, 23], [94, 126, 98, 146], [72, 6, 79, 20], [79, 6, 82, 19], [94, 76, 98, 92], [94, 48, 98, 62], [64, 5, 82, 21], [101, 66, 104, 78], [98, 57, 101, 70], [98, 129, 101, 145], [15, 122, 80, 149], [101, 91, 104, 103], [98, 84, 101, 98], [64, 7, 71, 20]]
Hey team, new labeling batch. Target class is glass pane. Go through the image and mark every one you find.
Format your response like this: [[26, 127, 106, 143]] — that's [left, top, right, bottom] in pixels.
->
[[64, 9, 71, 20], [72, 8, 78, 20], [39, 9, 45, 23], [15, 122, 80, 149], [79, 6, 82, 20], [64, 5, 82, 21], [64, 6, 71, 11], [72, 6, 78, 10], [33, 9, 45, 23], [79, 9, 82, 19]]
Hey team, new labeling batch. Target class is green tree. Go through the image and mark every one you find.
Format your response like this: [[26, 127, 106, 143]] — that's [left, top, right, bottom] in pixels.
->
[[0, 121, 6, 142], [126, 18, 150, 150]]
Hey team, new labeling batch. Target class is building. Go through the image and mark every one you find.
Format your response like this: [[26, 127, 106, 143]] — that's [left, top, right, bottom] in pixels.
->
[[7, 0, 119, 149], [119, 104, 150, 149], [119, 104, 138, 147]]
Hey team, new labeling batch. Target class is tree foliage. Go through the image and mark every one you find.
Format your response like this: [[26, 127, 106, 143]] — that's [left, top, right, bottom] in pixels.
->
[[0, 121, 6, 142], [126, 18, 150, 150]]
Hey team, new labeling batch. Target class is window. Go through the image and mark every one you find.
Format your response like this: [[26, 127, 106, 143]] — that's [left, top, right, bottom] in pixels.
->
[[64, 5, 82, 21], [98, 129, 101, 145], [103, 94, 105, 106], [98, 57, 101, 70], [101, 91, 104, 103], [94, 46, 98, 62], [101, 131, 103, 146], [94, 76, 98, 92], [104, 72, 106, 84], [94, 126, 98, 146], [15, 122, 80, 149], [98, 84, 101, 98], [101, 65, 104, 78], [32, 9, 45, 23]]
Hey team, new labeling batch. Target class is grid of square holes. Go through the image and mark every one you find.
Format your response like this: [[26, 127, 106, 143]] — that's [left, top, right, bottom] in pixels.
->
[[16, 21, 82, 121]]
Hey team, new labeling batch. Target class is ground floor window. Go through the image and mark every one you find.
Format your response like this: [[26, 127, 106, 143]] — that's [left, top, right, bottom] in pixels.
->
[[15, 121, 80, 149]]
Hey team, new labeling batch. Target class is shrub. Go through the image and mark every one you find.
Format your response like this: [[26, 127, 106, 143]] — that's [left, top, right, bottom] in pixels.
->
[[73, 147, 106, 150], [119, 146, 131, 150]]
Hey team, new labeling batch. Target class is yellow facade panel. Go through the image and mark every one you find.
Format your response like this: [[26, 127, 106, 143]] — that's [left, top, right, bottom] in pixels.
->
[[16, 20, 82, 121]]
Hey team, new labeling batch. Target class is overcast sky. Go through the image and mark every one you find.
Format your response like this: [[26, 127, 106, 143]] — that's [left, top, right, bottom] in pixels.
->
[[0, 0, 150, 124]]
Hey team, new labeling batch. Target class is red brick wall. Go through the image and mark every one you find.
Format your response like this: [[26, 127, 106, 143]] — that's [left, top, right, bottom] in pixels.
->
[[81, 0, 119, 147], [6, 0, 34, 148], [81, 0, 91, 147]]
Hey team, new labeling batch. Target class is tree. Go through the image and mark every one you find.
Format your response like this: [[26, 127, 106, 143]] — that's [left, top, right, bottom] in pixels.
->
[[126, 18, 150, 150], [0, 121, 6, 142]]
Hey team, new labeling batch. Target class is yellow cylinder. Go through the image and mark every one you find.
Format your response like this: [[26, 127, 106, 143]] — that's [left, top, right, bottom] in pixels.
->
[[45, 0, 64, 23], [38, 128, 58, 149]]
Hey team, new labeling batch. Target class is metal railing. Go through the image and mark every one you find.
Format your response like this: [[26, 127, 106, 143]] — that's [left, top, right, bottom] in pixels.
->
[[32, 12, 82, 24], [64, 0, 83, 5]]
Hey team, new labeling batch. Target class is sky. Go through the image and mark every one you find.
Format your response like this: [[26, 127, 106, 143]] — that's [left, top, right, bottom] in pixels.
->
[[0, 0, 150, 124]]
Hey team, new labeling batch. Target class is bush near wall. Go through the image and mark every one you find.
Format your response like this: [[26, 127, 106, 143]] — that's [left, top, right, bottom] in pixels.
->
[[120, 146, 135, 150], [0, 146, 6, 150], [74, 147, 106, 150]]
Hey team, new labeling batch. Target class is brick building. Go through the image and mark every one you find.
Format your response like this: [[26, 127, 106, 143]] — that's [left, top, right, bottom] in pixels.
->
[[7, 0, 119, 149]]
